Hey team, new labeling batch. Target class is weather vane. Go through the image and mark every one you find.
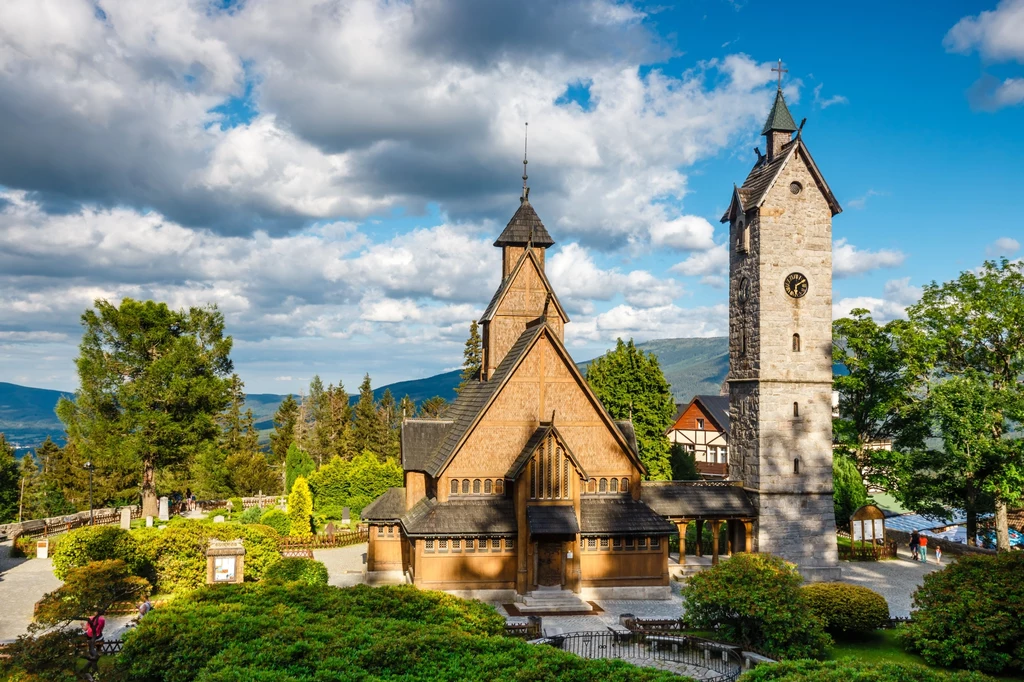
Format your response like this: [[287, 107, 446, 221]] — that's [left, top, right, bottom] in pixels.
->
[[522, 122, 529, 200], [772, 59, 788, 89]]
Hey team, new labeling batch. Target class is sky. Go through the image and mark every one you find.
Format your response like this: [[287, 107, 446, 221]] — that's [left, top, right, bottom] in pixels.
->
[[0, 0, 1022, 395]]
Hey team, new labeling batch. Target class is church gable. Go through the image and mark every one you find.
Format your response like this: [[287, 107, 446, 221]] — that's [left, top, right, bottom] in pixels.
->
[[507, 424, 588, 501]]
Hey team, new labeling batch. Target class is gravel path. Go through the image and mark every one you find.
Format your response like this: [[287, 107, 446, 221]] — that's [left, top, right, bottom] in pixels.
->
[[314, 543, 369, 588], [837, 547, 944, 617], [0, 541, 61, 641]]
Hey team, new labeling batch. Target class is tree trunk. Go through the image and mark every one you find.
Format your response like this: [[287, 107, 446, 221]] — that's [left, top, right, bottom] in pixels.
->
[[995, 498, 1010, 552], [965, 477, 977, 547], [141, 458, 158, 517]]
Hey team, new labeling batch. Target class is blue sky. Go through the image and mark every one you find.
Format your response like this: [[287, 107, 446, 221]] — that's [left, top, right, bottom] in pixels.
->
[[0, 0, 1021, 395]]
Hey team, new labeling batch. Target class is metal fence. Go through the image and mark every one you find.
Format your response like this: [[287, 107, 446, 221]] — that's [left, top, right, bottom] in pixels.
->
[[536, 631, 744, 680]]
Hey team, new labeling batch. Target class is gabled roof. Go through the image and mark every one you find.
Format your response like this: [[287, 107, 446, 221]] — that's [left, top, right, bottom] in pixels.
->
[[641, 482, 756, 519], [580, 498, 676, 535], [480, 247, 569, 324], [361, 487, 406, 521], [527, 505, 579, 535], [761, 88, 798, 135], [506, 422, 589, 480], [423, 322, 647, 478], [494, 198, 555, 248], [401, 419, 453, 471], [694, 395, 730, 433], [401, 497, 516, 536], [720, 138, 841, 222]]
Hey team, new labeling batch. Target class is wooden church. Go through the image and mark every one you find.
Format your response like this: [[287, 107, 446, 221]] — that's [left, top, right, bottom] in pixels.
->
[[362, 176, 678, 603]]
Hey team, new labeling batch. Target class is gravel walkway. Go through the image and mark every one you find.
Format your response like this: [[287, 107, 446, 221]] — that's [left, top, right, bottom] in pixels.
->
[[0, 541, 61, 640], [837, 546, 944, 617], [314, 543, 370, 588]]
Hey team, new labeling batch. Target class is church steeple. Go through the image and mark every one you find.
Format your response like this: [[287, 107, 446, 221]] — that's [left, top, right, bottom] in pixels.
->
[[762, 61, 798, 161], [493, 123, 555, 277]]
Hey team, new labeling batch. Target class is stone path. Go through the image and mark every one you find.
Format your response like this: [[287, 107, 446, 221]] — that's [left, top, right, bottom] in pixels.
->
[[314, 543, 369, 588], [0, 540, 61, 641], [837, 547, 944, 618]]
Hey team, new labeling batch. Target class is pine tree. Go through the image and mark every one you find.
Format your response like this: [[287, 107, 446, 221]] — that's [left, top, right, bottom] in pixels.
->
[[36, 437, 77, 516], [285, 442, 315, 494], [269, 395, 299, 466], [218, 375, 247, 456], [398, 395, 416, 420], [585, 338, 676, 480], [190, 442, 233, 500], [669, 443, 701, 481], [377, 389, 400, 460], [0, 434, 20, 523], [18, 452, 44, 521], [457, 321, 482, 393], [287, 476, 314, 537], [316, 381, 354, 463], [352, 374, 387, 457], [833, 453, 869, 530], [226, 450, 279, 496], [420, 396, 448, 418]]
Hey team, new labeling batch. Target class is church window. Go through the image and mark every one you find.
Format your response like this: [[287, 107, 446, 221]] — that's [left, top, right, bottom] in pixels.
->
[[438, 539, 448, 553], [425, 539, 435, 553], [553, 442, 560, 499], [610, 478, 618, 493], [741, 328, 748, 356], [621, 478, 629, 493], [484, 479, 492, 494], [376, 526, 384, 537], [793, 402, 799, 418], [587, 537, 596, 550], [473, 479, 481, 494], [506, 538, 515, 552], [792, 333, 801, 352], [612, 537, 623, 550], [491, 538, 501, 552], [462, 479, 470, 494], [530, 461, 537, 498], [599, 478, 607, 493], [546, 441, 553, 498], [496, 479, 504, 495], [625, 537, 634, 550], [588, 478, 597, 494], [790, 181, 802, 195], [450, 479, 458, 496], [736, 220, 749, 253], [600, 538, 609, 549], [452, 538, 461, 552], [794, 458, 801, 474], [466, 539, 476, 552], [638, 537, 647, 549], [562, 454, 570, 497], [651, 537, 661, 550]]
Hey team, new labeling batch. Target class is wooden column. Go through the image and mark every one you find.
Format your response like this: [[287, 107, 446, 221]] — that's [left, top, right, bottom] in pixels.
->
[[743, 520, 754, 553], [695, 519, 704, 557], [675, 520, 690, 565], [710, 520, 722, 565]]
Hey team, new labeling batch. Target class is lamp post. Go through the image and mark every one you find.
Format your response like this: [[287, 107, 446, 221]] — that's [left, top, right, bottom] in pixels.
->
[[83, 461, 95, 525]]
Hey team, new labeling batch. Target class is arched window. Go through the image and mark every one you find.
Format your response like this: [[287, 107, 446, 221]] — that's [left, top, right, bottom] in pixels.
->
[[484, 479, 492, 494], [496, 479, 504, 495], [450, 479, 458, 495], [462, 479, 470, 494], [792, 333, 801, 352], [794, 458, 801, 475], [473, 479, 481, 494], [599, 478, 608, 493], [588, 478, 597, 494], [793, 402, 800, 418], [610, 478, 618, 493], [621, 478, 629, 493]]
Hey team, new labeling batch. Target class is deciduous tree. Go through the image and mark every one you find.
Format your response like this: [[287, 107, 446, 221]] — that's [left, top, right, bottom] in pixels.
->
[[832, 453, 869, 530]]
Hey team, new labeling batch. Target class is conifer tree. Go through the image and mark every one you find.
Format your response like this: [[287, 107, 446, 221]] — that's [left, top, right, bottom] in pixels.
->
[[218, 375, 247, 456], [352, 374, 387, 457], [269, 394, 299, 465], [669, 443, 700, 481], [18, 453, 44, 521], [0, 434, 20, 523], [419, 396, 449, 418], [398, 395, 416, 420], [585, 338, 675, 480], [315, 381, 354, 463], [190, 442, 232, 500], [36, 437, 77, 516], [285, 442, 315, 494], [457, 320, 482, 393], [287, 476, 314, 537], [377, 389, 401, 460]]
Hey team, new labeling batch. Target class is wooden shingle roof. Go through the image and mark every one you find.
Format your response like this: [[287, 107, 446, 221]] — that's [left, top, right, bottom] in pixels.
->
[[361, 487, 406, 522], [580, 498, 676, 535], [641, 482, 756, 519], [401, 419, 453, 472], [401, 497, 517, 536], [527, 505, 580, 535], [494, 198, 555, 248]]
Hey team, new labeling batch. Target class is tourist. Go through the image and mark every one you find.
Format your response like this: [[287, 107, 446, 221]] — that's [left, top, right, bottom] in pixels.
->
[[84, 614, 105, 640], [138, 598, 153, 618], [935, 545, 942, 565], [910, 530, 920, 560], [918, 533, 928, 562], [185, 488, 193, 512]]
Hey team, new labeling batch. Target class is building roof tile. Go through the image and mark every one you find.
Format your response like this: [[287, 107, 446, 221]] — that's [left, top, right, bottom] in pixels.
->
[[580, 498, 676, 535], [494, 198, 555, 248], [641, 482, 756, 518], [761, 88, 798, 135], [361, 487, 406, 521], [401, 497, 517, 536], [527, 505, 579, 535], [401, 419, 453, 471]]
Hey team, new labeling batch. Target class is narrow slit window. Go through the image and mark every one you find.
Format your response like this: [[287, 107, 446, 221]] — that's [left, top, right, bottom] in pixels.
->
[[793, 402, 799, 418], [792, 333, 801, 352], [794, 458, 801, 474]]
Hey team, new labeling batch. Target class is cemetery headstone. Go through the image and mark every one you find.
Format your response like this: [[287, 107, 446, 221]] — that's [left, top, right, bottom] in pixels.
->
[[342, 507, 351, 525], [326, 522, 336, 540], [213, 515, 225, 523], [120, 507, 132, 530], [158, 496, 169, 521], [146, 516, 154, 528]]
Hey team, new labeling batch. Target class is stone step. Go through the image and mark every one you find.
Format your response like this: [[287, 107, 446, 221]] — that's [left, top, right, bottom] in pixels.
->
[[516, 590, 593, 613]]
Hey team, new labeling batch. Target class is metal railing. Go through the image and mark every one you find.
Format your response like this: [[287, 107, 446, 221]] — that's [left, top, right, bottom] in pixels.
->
[[535, 631, 744, 680]]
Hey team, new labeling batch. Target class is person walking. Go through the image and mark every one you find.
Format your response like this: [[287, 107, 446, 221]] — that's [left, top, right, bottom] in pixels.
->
[[918, 533, 928, 562], [910, 530, 920, 560], [935, 545, 942, 565]]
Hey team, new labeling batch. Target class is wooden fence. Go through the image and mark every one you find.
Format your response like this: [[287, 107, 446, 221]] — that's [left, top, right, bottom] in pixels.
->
[[279, 529, 368, 551]]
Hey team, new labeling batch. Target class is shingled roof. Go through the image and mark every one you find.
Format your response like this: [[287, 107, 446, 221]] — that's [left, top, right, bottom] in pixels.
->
[[613, 421, 639, 458], [494, 198, 555, 248], [761, 88, 798, 135], [527, 505, 579, 535], [401, 419, 452, 471], [580, 498, 676, 535], [641, 482, 756, 519], [402, 497, 517, 536], [361, 487, 406, 522], [479, 247, 568, 324]]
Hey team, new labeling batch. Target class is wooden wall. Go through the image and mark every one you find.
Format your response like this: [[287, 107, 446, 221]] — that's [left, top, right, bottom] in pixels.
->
[[412, 540, 517, 590], [579, 540, 669, 587], [368, 525, 403, 572]]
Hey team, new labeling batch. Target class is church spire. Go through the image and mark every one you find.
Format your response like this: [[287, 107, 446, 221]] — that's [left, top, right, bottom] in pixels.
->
[[762, 60, 798, 161], [521, 122, 529, 202]]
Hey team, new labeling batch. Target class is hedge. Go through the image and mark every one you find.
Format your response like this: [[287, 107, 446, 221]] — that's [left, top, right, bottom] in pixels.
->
[[681, 553, 831, 660], [264, 557, 330, 587], [802, 583, 889, 637], [259, 508, 290, 535], [51, 526, 148, 581], [112, 584, 681, 682], [738, 659, 994, 681], [901, 552, 1024, 674], [238, 505, 263, 524]]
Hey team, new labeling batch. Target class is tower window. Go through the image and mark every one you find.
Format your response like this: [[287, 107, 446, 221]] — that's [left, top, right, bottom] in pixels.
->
[[793, 402, 800, 418], [792, 333, 801, 352], [794, 458, 801, 475], [790, 182, 802, 194], [736, 221, 749, 253]]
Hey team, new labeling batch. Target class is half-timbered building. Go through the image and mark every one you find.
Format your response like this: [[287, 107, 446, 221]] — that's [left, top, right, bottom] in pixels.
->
[[666, 395, 730, 478]]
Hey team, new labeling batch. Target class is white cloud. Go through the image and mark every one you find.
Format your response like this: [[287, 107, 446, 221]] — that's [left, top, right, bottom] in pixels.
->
[[846, 189, 887, 210], [813, 83, 848, 109], [987, 236, 1021, 256], [670, 243, 729, 288], [833, 277, 922, 322], [833, 238, 905, 278], [649, 216, 716, 251], [946, 0, 1024, 109], [547, 243, 682, 313], [569, 303, 728, 344]]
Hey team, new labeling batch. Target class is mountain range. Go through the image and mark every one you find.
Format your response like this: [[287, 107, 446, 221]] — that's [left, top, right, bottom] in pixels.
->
[[0, 337, 728, 455]]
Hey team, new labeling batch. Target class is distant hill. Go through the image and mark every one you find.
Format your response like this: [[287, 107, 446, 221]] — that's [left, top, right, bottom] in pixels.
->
[[0, 339, 726, 454]]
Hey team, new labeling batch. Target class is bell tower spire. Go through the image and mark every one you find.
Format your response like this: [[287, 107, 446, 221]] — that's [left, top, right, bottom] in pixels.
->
[[762, 60, 798, 161], [522, 122, 529, 201]]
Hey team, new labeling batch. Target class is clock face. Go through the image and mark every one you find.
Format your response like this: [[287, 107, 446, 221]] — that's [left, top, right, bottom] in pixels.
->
[[737, 277, 750, 304], [784, 272, 809, 298]]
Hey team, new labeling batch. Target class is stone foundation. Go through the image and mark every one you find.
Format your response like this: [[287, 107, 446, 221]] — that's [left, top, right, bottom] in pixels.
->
[[443, 588, 518, 602], [579, 586, 672, 601], [364, 570, 406, 586]]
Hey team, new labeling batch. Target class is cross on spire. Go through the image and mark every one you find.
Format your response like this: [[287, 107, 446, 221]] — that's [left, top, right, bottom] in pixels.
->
[[772, 59, 788, 90], [521, 122, 529, 200]]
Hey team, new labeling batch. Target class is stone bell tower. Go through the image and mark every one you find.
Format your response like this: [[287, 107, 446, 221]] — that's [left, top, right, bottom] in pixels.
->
[[722, 62, 842, 581]]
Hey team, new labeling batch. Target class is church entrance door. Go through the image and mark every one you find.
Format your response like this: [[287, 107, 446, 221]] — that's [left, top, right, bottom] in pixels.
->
[[536, 541, 563, 587]]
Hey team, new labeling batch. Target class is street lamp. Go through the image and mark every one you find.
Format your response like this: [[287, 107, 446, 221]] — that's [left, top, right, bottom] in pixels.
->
[[82, 461, 95, 525]]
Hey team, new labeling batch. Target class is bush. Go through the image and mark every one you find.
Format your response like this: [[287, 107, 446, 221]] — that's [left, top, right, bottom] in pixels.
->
[[900, 552, 1024, 674], [681, 553, 831, 660], [737, 659, 994, 681], [51, 526, 148, 581], [238, 505, 263, 524], [264, 557, 330, 587], [308, 451, 403, 517], [132, 520, 281, 594], [228, 497, 244, 515], [802, 582, 889, 637], [113, 583, 680, 682], [260, 508, 290, 535], [287, 476, 314, 537]]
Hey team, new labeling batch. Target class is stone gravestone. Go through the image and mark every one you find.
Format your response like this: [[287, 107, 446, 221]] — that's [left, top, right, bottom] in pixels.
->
[[146, 516, 154, 528], [342, 507, 351, 526], [120, 507, 132, 530], [325, 522, 336, 540], [213, 515, 225, 523], [158, 496, 169, 521]]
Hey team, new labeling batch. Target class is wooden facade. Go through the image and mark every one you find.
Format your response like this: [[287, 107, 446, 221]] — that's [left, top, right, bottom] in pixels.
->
[[666, 395, 730, 478]]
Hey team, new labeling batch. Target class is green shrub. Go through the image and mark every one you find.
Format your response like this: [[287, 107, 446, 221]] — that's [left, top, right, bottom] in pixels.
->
[[264, 557, 330, 587], [308, 451, 403, 517], [51, 526, 148, 581], [238, 505, 263, 524], [114, 583, 680, 682], [681, 553, 831, 660], [132, 520, 281, 594], [228, 497, 244, 515], [901, 552, 1024, 674], [737, 659, 994, 681], [287, 476, 314, 537], [259, 508, 290, 535], [802, 582, 889, 637]]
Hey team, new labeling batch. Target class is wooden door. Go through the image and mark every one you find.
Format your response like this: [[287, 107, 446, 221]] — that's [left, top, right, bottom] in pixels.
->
[[536, 541, 563, 587]]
